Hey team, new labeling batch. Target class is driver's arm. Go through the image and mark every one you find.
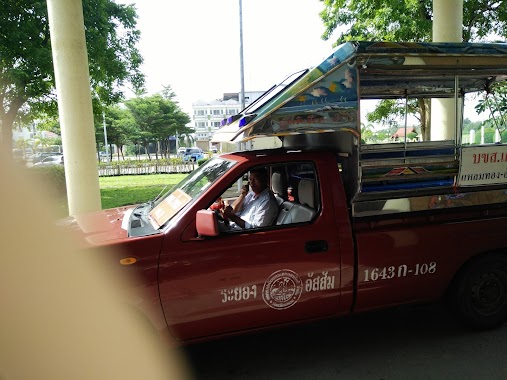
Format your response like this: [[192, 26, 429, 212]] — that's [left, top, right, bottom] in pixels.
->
[[230, 184, 249, 213], [224, 208, 246, 229]]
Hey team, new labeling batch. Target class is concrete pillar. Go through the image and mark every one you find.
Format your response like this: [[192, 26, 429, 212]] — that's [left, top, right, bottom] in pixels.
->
[[47, 0, 102, 215], [430, 0, 463, 141]]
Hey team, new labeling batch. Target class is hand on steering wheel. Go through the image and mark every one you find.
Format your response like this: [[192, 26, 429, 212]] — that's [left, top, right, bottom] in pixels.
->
[[215, 209, 225, 221]]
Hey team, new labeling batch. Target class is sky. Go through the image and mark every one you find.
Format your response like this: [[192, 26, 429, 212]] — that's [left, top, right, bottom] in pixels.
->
[[116, 0, 337, 116]]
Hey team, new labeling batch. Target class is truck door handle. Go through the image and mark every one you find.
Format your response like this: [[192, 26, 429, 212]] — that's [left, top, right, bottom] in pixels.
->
[[305, 240, 328, 253]]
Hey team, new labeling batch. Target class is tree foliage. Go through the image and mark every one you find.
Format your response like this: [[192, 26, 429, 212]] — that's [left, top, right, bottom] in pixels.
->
[[99, 105, 137, 160], [319, 0, 507, 140], [0, 0, 145, 151], [320, 0, 507, 45], [366, 99, 419, 126], [122, 91, 192, 159], [320, 0, 432, 44], [475, 82, 507, 136]]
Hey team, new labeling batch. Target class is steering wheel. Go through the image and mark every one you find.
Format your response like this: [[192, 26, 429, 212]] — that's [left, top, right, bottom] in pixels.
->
[[214, 209, 230, 227], [214, 209, 225, 221]]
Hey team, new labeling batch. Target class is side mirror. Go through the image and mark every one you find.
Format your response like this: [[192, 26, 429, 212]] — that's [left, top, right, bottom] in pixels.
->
[[196, 210, 219, 237]]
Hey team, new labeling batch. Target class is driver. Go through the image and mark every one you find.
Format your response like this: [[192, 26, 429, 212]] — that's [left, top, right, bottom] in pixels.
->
[[223, 168, 278, 229]]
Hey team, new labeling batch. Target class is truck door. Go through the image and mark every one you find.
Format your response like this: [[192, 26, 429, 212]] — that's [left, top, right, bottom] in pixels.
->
[[158, 161, 342, 342]]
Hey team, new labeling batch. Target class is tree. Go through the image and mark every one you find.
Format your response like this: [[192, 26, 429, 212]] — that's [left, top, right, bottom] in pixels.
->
[[14, 137, 30, 156], [360, 122, 374, 144], [320, 0, 431, 43], [407, 131, 418, 141], [179, 133, 195, 148], [34, 136, 53, 153], [319, 0, 507, 140], [98, 105, 137, 160], [320, 0, 507, 45], [0, 0, 144, 152], [364, 98, 431, 140], [123, 93, 192, 159], [475, 82, 507, 139]]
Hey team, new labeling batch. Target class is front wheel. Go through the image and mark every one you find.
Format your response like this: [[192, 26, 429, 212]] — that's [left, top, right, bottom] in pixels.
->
[[449, 253, 507, 329]]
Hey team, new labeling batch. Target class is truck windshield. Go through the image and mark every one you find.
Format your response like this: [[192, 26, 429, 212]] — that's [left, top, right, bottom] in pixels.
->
[[148, 158, 236, 228]]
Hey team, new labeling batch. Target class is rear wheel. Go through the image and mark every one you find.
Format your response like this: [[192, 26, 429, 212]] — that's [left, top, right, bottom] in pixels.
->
[[449, 254, 507, 329]]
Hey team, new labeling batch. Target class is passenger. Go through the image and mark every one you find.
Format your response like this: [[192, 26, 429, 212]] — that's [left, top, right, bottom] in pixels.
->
[[223, 168, 278, 229]]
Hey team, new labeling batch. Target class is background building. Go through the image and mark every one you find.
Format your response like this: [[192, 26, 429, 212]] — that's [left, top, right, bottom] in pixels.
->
[[191, 91, 264, 151]]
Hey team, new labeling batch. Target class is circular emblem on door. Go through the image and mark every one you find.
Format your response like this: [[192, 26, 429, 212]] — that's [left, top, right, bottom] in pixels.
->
[[262, 269, 303, 310]]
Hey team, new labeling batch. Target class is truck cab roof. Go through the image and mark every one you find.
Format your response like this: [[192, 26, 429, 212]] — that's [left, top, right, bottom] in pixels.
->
[[214, 41, 507, 205], [215, 41, 507, 144]]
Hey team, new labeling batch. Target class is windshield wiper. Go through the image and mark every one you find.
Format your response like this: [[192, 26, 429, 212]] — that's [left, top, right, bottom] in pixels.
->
[[146, 184, 169, 210]]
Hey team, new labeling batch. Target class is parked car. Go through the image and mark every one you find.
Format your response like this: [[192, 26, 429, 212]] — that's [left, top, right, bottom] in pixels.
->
[[177, 147, 187, 157], [33, 152, 62, 164], [33, 155, 64, 167], [210, 146, 218, 154], [183, 148, 204, 162]]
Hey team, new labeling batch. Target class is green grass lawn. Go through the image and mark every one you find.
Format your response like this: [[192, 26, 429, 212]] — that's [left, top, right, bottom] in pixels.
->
[[99, 173, 187, 209], [31, 166, 189, 217]]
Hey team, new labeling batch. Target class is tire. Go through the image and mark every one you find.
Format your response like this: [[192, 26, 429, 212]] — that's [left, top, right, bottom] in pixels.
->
[[449, 253, 507, 329]]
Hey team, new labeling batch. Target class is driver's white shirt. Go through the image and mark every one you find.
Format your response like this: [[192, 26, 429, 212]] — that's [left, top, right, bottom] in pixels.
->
[[233, 188, 278, 229]]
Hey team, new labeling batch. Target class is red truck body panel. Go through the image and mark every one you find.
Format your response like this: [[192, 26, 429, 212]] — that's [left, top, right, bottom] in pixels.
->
[[353, 209, 507, 312], [60, 207, 168, 335], [158, 152, 351, 341], [63, 149, 507, 344], [59, 41, 507, 343]]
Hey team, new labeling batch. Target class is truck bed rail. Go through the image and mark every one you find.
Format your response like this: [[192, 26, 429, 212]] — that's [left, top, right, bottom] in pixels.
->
[[359, 140, 458, 195]]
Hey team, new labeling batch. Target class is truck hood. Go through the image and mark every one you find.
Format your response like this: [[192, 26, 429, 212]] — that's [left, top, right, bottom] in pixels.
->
[[58, 206, 135, 248]]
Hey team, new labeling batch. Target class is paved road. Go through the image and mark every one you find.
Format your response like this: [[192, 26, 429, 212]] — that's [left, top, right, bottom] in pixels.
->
[[182, 303, 507, 380]]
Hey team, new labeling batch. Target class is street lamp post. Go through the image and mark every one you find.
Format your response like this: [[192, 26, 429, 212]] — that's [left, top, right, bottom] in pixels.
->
[[239, 0, 245, 111], [238, 0, 251, 150], [102, 109, 110, 163], [175, 131, 179, 157]]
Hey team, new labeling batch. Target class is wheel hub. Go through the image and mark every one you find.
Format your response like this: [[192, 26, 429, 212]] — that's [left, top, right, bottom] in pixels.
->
[[472, 272, 506, 315]]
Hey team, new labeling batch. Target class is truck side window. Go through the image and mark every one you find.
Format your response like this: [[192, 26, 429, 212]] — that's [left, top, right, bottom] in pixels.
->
[[213, 166, 278, 231], [273, 162, 320, 225], [212, 162, 320, 232]]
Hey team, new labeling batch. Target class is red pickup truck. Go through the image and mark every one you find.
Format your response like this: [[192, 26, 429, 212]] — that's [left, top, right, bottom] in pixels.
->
[[65, 41, 507, 345], [66, 146, 507, 344]]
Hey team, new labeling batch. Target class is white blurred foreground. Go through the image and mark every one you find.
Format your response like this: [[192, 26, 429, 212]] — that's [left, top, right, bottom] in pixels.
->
[[0, 154, 190, 380]]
